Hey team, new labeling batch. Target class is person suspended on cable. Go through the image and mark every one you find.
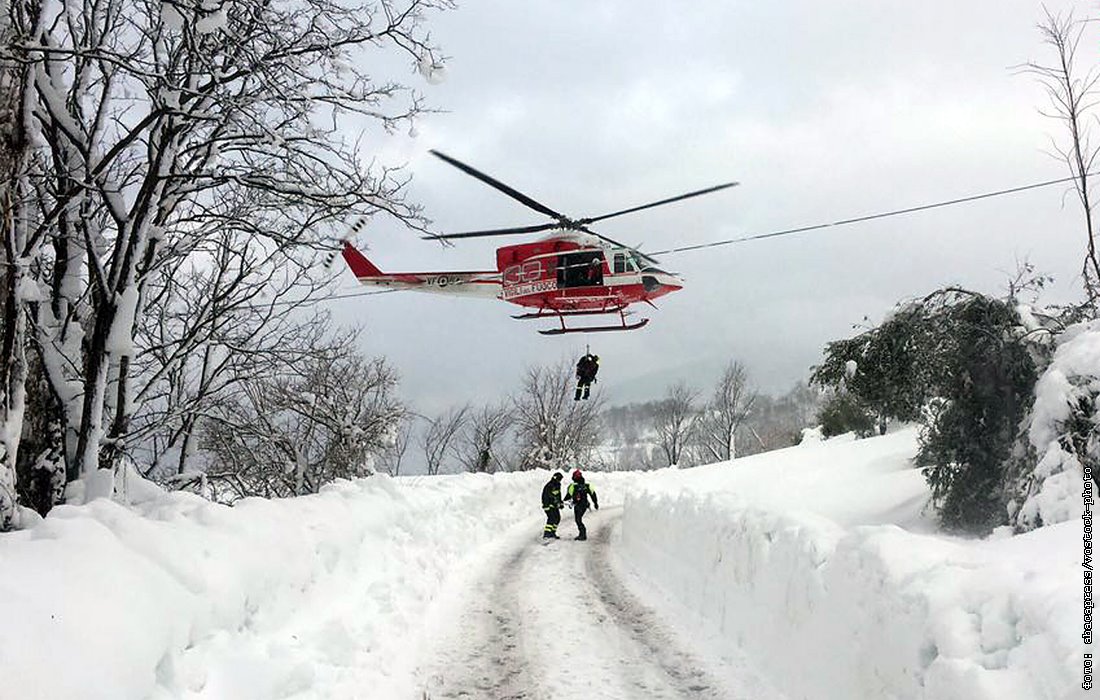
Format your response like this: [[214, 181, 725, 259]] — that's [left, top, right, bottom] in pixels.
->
[[541, 472, 564, 539], [574, 353, 599, 401], [566, 469, 598, 540]]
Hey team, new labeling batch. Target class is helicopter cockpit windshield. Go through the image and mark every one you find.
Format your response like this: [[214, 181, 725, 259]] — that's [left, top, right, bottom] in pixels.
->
[[613, 251, 663, 275]]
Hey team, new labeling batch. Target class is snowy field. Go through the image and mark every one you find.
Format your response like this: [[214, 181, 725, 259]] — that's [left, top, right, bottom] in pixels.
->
[[0, 429, 1082, 699]]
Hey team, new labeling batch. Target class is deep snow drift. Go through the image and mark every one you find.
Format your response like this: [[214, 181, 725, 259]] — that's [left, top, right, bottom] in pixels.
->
[[0, 429, 1083, 699], [619, 430, 1081, 700]]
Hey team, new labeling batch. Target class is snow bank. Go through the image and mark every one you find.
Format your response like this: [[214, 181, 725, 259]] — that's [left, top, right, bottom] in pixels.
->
[[0, 472, 544, 699], [1014, 318, 1100, 530], [618, 429, 1081, 700]]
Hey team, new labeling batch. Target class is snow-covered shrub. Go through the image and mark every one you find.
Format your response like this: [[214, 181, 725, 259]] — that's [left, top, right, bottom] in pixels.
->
[[1007, 318, 1100, 530], [816, 389, 875, 438]]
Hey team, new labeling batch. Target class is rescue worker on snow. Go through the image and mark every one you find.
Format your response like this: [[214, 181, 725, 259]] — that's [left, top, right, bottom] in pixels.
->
[[574, 353, 599, 401], [541, 472, 564, 538], [566, 469, 598, 540]]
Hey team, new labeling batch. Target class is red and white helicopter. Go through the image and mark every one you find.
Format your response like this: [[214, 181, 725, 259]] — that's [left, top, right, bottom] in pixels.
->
[[342, 150, 737, 335]]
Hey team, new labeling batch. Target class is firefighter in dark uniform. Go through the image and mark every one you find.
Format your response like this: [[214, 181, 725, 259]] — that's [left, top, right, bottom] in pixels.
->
[[541, 472, 564, 538], [574, 353, 599, 401], [566, 469, 599, 540]]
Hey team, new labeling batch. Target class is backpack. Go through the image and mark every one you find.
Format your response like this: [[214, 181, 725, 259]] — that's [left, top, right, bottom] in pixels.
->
[[578, 356, 596, 381], [571, 482, 588, 504]]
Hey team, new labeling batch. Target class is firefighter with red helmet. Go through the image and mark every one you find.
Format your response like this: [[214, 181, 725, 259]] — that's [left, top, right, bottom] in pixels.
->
[[565, 469, 599, 540]]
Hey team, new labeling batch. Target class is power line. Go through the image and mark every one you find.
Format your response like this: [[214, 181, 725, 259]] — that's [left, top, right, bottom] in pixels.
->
[[306, 288, 399, 303], [266, 286, 399, 309], [647, 173, 1082, 257]]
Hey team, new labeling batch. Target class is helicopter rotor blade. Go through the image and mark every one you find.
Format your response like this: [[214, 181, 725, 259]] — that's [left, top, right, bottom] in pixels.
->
[[422, 222, 562, 240], [580, 182, 739, 225], [430, 150, 570, 223], [578, 226, 663, 266]]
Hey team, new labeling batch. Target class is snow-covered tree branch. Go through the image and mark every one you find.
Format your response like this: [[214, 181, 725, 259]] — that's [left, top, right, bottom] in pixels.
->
[[200, 324, 403, 501], [1020, 9, 1100, 306], [456, 403, 513, 473], [513, 361, 603, 472], [697, 361, 756, 462], [421, 405, 469, 476], [0, 0, 451, 516], [652, 382, 699, 468]]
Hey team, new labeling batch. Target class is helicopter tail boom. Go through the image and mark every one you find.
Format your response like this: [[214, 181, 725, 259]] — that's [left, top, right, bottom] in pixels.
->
[[341, 242, 501, 298]]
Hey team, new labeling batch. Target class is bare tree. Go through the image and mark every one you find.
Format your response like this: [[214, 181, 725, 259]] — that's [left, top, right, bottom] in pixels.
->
[[513, 361, 603, 471], [421, 405, 469, 476], [652, 382, 700, 468], [127, 228, 337, 479], [457, 403, 513, 473], [201, 326, 403, 500], [1021, 9, 1100, 305], [3, 0, 448, 507], [378, 414, 415, 477], [698, 361, 756, 462]]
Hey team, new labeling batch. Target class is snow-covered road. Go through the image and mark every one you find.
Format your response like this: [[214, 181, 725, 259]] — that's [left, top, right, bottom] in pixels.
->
[[1, 432, 1082, 700], [419, 508, 777, 700]]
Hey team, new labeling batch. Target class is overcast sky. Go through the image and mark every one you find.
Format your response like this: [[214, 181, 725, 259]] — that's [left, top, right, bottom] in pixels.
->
[[328, 0, 1095, 413]]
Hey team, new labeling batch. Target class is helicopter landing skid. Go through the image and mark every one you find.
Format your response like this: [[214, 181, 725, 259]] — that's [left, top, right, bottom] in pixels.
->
[[511, 307, 626, 320], [533, 307, 649, 335], [538, 318, 649, 335]]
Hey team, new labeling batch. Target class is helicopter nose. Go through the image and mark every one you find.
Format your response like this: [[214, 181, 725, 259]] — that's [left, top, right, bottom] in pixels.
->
[[642, 271, 683, 294]]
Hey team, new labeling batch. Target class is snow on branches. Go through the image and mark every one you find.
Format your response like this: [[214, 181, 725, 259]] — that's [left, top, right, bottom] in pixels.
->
[[0, 0, 451, 518]]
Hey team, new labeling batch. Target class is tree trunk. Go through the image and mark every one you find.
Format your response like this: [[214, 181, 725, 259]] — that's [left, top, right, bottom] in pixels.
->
[[99, 354, 131, 472], [0, 42, 31, 529], [71, 307, 114, 483], [0, 190, 28, 530], [177, 416, 197, 476]]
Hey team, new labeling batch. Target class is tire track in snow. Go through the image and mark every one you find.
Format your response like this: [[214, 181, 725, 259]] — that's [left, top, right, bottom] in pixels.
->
[[423, 535, 544, 700], [423, 511, 752, 700], [581, 513, 728, 699]]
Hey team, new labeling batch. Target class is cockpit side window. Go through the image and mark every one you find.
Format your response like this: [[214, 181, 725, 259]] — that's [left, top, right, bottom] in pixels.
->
[[613, 253, 626, 274]]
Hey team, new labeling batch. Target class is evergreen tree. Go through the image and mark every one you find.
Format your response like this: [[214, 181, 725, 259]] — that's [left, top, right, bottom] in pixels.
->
[[915, 294, 1037, 532], [813, 288, 1038, 532]]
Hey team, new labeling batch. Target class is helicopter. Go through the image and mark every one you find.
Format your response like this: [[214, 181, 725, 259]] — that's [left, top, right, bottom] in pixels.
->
[[341, 150, 737, 335]]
